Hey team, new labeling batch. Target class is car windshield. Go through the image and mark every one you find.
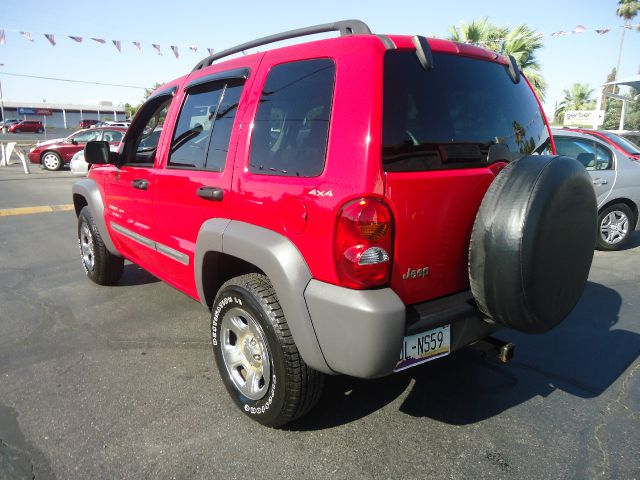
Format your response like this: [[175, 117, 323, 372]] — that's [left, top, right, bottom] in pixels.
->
[[601, 132, 640, 154], [382, 51, 549, 171]]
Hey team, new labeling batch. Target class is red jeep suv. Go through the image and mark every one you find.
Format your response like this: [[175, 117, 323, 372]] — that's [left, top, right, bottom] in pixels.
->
[[72, 20, 597, 427]]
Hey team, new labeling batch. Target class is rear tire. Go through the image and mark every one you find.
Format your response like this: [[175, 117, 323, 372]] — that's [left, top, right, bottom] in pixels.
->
[[77, 206, 124, 285], [211, 273, 324, 427], [597, 203, 634, 251], [36, 128, 44, 133]]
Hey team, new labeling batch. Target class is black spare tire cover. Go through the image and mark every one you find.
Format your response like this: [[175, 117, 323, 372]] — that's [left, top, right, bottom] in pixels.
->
[[469, 155, 597, 334]]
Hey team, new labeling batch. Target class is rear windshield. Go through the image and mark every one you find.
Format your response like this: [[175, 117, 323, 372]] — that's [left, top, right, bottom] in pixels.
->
[[382, 51, 549, 172], [601, 132, 640, 154]]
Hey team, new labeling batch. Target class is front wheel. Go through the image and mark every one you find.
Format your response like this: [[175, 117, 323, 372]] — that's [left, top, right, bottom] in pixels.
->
[[597, 203, 635, 251], [211, 274, 324, 427], [77, 206, 124, 285], [41, 152, 62, 171]]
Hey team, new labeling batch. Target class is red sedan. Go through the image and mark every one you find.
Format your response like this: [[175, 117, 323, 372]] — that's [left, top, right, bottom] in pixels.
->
[[28, 127, 127, 171]]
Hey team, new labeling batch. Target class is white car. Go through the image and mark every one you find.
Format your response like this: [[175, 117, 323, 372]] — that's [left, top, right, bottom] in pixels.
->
[[70, 143, 120, 175]]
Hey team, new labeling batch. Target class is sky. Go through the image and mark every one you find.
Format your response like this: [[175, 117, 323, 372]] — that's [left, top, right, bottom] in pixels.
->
[[0, 0, 639, 119]]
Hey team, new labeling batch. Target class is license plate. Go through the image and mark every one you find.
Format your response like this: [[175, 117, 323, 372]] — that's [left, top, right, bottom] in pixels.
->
[[395, 325, 450, 372]]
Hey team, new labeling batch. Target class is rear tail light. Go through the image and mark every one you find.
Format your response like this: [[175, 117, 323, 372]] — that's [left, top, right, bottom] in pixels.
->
[[335, 198, 394, 289]]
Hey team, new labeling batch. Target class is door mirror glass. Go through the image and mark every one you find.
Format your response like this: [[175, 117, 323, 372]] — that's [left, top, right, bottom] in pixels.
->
[[85, 141, 114, 164]]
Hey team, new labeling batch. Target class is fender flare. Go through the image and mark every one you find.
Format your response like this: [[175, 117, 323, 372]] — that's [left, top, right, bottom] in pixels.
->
[[194, 219, 333, 375], [72, 179, 121, 257]]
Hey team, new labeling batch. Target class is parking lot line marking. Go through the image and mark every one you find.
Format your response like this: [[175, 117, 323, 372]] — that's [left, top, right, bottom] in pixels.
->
[[0, 204, 74, 217]]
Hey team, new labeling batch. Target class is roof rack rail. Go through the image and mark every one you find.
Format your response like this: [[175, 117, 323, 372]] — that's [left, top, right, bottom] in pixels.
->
[[192, 19, 371, 72]]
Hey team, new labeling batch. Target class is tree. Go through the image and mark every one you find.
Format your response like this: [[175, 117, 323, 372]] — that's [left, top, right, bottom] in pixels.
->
[[448, 17, 546, 101], [126, 82, 164, 119], [554, 83, 595, 124], [615, 0, 639, 79]]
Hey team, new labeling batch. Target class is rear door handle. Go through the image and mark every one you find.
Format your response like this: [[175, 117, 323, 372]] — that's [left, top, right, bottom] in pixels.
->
[[197, 186, 224, 201], [132, 179, 149, 190], [592, 179, 608, 185]]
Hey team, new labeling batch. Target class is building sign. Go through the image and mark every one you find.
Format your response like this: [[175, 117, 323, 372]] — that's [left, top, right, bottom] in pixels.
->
[[17, 107, 53, 116], [563, 110, 605, 127]]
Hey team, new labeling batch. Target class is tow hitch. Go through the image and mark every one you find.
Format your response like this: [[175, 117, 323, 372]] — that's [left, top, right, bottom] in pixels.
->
[[473, 337, 515, 364]]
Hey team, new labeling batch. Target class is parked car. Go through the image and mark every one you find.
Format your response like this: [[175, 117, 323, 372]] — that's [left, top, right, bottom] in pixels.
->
[[8, 120, 44, 133], [29, 127, 125, 171], [0, 119, 19, 128], [78, 119, 100, 129], [552, 128, 640, 250], [73, 20, 597, 427]]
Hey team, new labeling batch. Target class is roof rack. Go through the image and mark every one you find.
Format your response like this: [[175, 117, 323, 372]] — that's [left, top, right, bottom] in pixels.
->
[[192, 19, 372, 72]]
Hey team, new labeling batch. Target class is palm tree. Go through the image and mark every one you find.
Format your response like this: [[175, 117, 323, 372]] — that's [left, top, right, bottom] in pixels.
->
[[554, 83, 595, 123], [448, 18, 546, 101], [615, 0, 639, 79]]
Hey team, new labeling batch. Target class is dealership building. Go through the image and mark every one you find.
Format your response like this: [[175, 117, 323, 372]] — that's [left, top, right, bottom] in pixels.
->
[[1, 100, 127, 128]]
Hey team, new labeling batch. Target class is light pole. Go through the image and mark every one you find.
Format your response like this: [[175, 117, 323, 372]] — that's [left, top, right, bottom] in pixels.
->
[[0, 63, 5, 133]]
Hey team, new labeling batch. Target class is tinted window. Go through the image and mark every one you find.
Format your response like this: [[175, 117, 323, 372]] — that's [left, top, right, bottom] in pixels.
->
[[382, 52, 549, 172], [554, 137, 605, 170], [601, 132, 640, 154], [170, 86, 224, 169], [249, 59, 335, 177], [169, 81, 243, 171], [206, 83, 243, 171], [595, 144, 613, 170]]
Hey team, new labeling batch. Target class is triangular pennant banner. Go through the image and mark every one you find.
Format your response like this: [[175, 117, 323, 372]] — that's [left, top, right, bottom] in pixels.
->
[[573, 25, 586, 34], [595, 28, 610, 34], [133, 41, 142, 52], [92, 37, 106, 44], [171, 45, 179, 58], [44, 34, 56, 46], [113, 40, 121, 52], [69, 36, 83, 43], [189, 46, 198, 53], [0, 29, 5, 46], [20, 31, 34, 42], [152, 44, 162, 55], [207, 48, 215, 56]]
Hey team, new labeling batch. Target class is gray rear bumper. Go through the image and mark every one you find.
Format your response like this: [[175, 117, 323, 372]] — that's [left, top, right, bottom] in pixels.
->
[[304, 280, 498, 378]]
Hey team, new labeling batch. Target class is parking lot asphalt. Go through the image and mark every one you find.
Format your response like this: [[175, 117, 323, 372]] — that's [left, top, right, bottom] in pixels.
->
[[0, 164, 639, 480]]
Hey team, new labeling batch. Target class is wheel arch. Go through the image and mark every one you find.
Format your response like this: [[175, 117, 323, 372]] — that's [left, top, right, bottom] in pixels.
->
[[71, 179, 121, 257], [195, 219, 333, 374]]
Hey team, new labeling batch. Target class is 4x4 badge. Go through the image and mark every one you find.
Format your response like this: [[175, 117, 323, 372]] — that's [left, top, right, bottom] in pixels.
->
[[308, 189, 333, 197], [403, 267, 429, 279]]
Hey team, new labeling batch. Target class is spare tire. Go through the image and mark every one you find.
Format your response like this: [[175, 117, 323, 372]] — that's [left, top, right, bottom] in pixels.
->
[[469, 155, 597, 334]]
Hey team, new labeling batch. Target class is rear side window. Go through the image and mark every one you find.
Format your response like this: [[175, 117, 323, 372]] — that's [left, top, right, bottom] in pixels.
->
[[382, 52, 549, 172], [555, 137, 613, 171], [249, 59, 335, 177], [169, 80, 243, 171]]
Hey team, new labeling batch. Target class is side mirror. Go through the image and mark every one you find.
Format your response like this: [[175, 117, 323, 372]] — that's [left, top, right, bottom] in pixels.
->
[[85, 141, 114, 165], [70, 139, 78, 145]]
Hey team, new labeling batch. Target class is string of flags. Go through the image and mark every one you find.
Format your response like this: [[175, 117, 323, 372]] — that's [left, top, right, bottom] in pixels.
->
[[455, 22, 640, 48], [0, 27, 215, 59], [0, 23, 638, 59]]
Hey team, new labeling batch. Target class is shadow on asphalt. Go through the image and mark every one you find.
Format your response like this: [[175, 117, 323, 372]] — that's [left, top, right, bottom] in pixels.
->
[[289, 281, 640, 430], [115, 263, 160, 287]]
